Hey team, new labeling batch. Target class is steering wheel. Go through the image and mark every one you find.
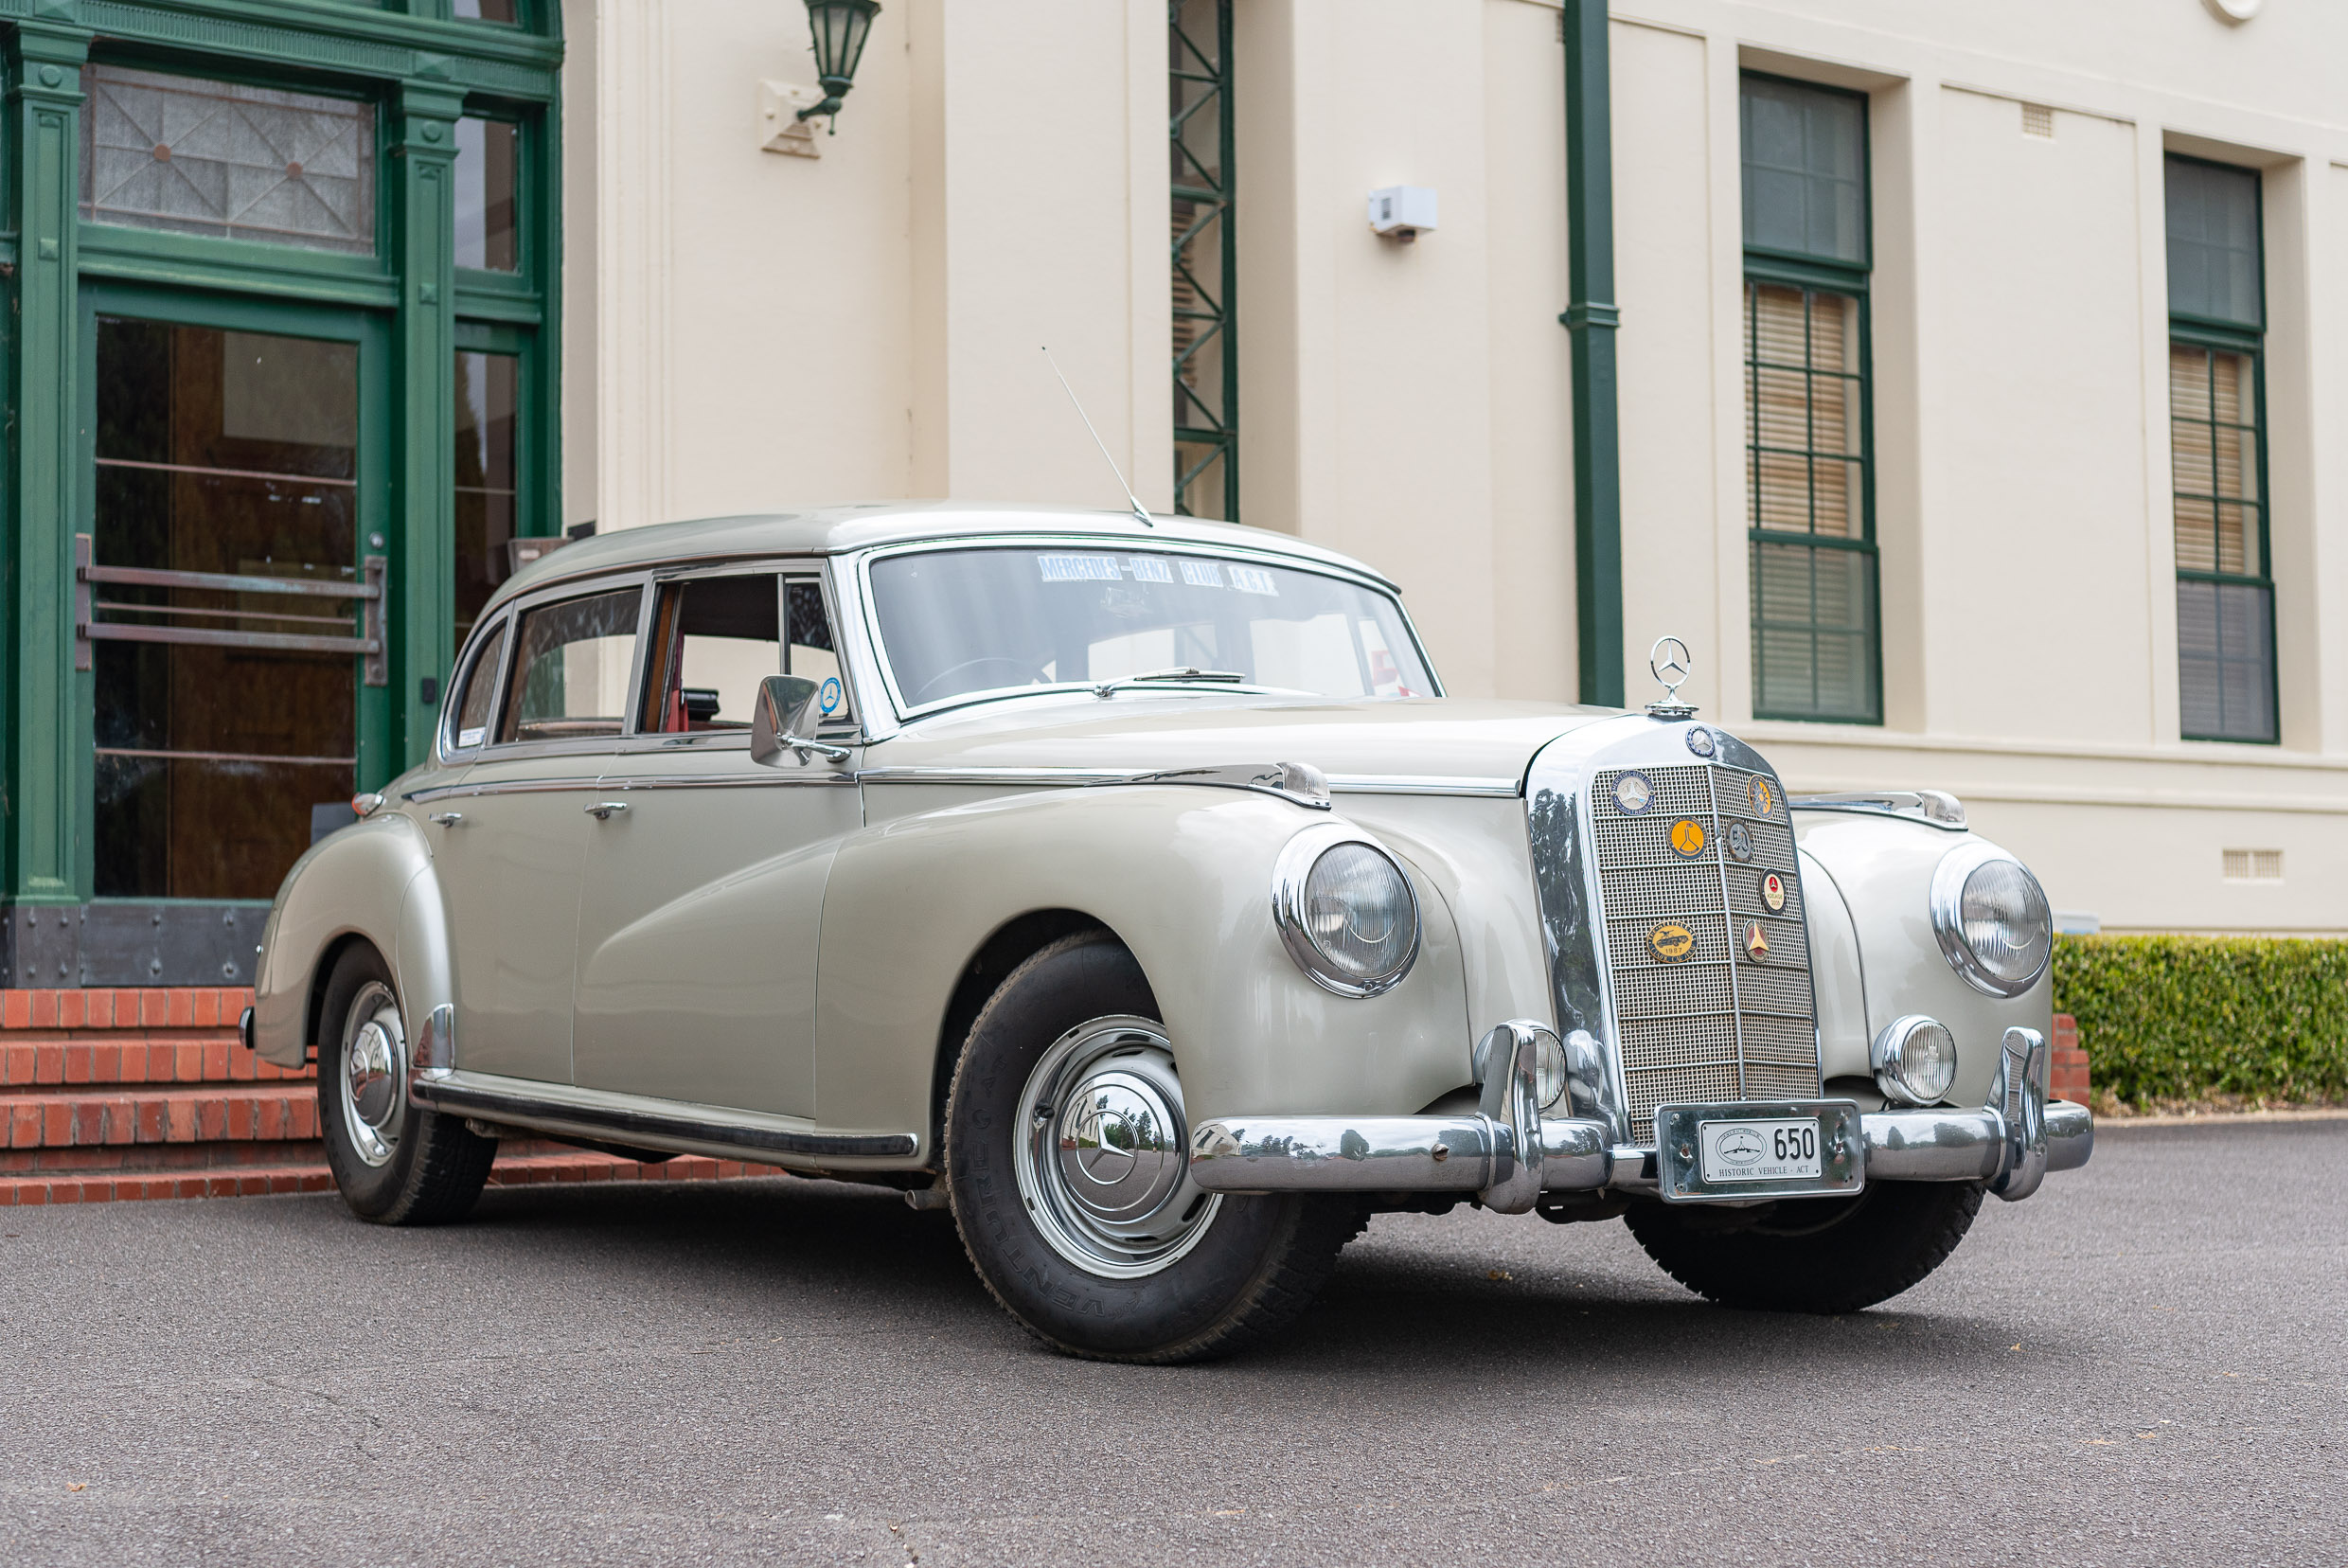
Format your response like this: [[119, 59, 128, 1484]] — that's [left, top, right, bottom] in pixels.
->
[[905, 655, 1052, 705]]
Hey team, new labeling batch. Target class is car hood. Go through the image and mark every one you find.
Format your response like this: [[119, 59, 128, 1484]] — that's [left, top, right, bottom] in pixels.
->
[[858, 694, 1626, 790]]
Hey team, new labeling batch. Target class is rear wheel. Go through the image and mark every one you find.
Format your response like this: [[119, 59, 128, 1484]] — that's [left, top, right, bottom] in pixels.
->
[[943, 933, 1361, 1363], [1624, 1180, 1984, 1313], [317, 944, 495, 1224]]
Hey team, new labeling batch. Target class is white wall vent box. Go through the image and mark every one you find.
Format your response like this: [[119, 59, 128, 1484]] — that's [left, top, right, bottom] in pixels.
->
[[1367, 186, 1438, 241]]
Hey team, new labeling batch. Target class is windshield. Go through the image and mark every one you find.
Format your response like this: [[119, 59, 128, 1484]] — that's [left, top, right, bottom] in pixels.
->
[[869, 546, 1434, 710]]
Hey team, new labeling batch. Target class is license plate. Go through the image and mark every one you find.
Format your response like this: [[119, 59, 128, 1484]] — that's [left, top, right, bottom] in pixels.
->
[[1652, 1100, 1863, 1203], [1698, 1116, 1821, 1182]]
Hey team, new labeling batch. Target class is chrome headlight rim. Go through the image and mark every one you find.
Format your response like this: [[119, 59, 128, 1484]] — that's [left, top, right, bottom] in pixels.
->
[[1930, 841, 2053, 999], [1272, 822, 1422, 999], [1871, 1013, 1959, 1107]]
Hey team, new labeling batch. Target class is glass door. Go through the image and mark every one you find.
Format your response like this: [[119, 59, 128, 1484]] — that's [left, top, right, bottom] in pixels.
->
[[80, 289, 389, 902]]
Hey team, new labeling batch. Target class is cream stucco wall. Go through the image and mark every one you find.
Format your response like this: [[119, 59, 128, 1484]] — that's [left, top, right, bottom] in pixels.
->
[[561, 0, 2348, 934]]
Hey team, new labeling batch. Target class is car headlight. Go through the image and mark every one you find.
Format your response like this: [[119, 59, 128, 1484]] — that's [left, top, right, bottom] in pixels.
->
[[1872, 1015, 1958, 1106], [1930, 842, 2053, 998], [1272, 824, 1421, 997]]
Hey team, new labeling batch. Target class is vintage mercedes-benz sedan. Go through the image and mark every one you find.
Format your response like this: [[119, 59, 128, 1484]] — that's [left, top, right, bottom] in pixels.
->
[[250, 503, 2090, 1363]]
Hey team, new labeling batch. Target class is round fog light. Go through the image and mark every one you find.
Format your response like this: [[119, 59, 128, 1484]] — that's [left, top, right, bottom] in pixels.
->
[[1872, 1015, 1959, 1106]]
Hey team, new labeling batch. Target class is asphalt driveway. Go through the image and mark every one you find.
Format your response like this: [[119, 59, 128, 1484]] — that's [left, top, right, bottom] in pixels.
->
[[1, 1117, 2340, 1567]]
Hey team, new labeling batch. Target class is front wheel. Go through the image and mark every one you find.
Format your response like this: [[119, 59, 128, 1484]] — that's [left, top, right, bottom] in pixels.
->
[[317, 944, 496, 1225], [1624, 1180, 1984, 1313], [943, 933, 1361, 1363]]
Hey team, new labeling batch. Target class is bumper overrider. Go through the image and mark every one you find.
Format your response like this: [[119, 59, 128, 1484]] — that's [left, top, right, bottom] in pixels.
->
[[1188, 1021, 2091, 1210]]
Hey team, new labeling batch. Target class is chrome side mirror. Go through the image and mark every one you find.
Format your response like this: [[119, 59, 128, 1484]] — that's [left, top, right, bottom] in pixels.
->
[[751, 674, 852, 766]]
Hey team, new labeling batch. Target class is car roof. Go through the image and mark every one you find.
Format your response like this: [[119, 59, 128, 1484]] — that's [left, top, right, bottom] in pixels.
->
[[489, 501, 1400, 612]]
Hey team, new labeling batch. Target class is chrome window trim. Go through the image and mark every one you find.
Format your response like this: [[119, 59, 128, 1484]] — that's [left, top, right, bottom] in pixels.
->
[[436, 608, 516, 766], [845, 536, 1446, 726], [1269, 820, 1422, 999], [608, 557, 869, 757], [472, 571, 658, 757], [1929, 840, 2053, 998]]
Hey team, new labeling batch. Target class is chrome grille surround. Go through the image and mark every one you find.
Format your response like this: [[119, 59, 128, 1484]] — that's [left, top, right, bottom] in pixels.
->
[[1523, 717, 1823, 1148]]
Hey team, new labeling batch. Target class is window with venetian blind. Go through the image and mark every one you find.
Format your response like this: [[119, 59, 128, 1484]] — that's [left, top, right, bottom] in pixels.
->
[[2164, 155, 2275, 743], [1741, 74, 1878, 724]]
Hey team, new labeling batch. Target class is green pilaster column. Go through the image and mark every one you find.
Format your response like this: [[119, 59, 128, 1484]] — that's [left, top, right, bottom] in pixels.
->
[[391, 81, 464, 772], [4, 25, 90, 904], [1559, 0, 1623, 708]]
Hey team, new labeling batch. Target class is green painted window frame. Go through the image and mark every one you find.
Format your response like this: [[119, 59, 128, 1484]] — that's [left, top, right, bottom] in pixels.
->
[[2165, 154, 2276, 746], [74, 279, 398, 901], [0, 2, 563, 917], [1740, 73, 1880, 726]]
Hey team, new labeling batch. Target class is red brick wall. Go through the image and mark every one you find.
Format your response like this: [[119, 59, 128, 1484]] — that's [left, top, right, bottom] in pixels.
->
[[2051, 1013, 2090, 1105], [0, 988, 781, 1205]]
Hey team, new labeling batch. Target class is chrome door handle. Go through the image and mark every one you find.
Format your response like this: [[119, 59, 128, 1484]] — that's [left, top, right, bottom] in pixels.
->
[[427, 811, 465, 828], [584, 801, 630, 820]]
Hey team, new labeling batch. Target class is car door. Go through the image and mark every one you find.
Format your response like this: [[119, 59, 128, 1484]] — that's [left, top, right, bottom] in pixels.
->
[[428, 579, 647, 1084], [569, 566, 862, 1116]]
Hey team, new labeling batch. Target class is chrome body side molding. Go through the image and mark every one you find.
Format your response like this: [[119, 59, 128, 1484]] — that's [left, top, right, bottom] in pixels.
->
[[409, 1070, 919, 1162]]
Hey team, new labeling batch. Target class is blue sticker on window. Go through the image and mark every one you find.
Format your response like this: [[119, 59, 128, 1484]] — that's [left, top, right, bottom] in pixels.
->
[[1227, 564, 1279, 596], [1179, 559, 1224, 589], [1128, 556, 1174, 583], [819, 676, 843, 715]]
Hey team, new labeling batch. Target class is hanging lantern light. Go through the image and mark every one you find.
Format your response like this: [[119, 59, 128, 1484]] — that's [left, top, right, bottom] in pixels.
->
[[797, 0, 882, 128]]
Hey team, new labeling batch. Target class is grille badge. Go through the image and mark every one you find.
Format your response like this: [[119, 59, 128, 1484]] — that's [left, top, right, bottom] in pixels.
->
[[1669, 818, 1707, 858], [1760, 870, 1788, 913], [1684, 726, 1716, 758], [1724, 821, 1754, 863], [1749, 775, 1777, 815], [1742, 920, 1771, 963], [1612, 771, 1654, 814], [1648, 923, 1696, 963]]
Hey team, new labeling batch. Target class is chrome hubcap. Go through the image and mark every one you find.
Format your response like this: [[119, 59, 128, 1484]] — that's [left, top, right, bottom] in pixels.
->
[[338, 982, 406, 1168], [1013, 1017, 1219, 1278]]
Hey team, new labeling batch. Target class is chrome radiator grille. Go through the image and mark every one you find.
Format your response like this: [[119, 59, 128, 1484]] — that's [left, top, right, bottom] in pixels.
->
[[1591, 762, 1820, 1144]]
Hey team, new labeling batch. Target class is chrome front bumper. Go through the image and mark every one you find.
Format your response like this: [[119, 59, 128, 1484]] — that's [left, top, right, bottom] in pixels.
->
[[1188, 1022, 2090, 1211]]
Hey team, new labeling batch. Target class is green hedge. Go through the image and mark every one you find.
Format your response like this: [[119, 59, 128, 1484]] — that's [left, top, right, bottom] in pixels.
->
[[2053, 935, 2348, 1109]]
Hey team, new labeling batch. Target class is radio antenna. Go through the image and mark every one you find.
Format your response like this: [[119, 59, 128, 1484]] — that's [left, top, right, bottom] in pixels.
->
[[1042, 346, 1153, 529]]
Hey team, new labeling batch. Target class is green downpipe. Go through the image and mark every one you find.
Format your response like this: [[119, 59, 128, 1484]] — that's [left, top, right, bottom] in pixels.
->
[[1559, 0, 1623, 707]]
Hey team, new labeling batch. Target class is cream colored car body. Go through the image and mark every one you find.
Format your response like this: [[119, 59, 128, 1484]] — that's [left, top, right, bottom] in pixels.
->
[[253, 504, 2048, 1175]]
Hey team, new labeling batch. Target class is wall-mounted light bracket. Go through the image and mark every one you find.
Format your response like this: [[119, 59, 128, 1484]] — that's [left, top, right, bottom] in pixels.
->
[[759, 80, 827, 156]]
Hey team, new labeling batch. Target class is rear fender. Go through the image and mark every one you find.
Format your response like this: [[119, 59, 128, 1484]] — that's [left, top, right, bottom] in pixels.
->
[[812, 786, 1472, 1155], [253, 815, 440, 1069]]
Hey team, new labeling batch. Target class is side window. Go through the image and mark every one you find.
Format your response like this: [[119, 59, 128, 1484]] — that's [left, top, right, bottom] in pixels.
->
[[449, 617, 508, 750], [498, 587, 642, 743], [640, 574, 783, 734], [787, 578, 853, 725]]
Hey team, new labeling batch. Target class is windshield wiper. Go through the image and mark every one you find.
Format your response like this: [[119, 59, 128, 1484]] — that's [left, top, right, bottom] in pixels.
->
[[1093, 668, 1248, 700]]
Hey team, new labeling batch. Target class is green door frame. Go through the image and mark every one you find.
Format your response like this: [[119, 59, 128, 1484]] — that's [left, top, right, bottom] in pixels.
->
[[76, 280, 398, 900]]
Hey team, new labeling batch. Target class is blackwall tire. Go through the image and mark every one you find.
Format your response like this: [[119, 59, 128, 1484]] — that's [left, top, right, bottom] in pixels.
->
[[316, 945, 495, 1226], [1624, 1179, 1985, 1314], [943, 933, 1361, 1363]]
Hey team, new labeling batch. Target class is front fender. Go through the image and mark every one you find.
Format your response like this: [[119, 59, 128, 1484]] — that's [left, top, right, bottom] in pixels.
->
[[1794, 812, 2054, 1106], [253, 814, 441, 1069], [811, 786, 1472, 1150]]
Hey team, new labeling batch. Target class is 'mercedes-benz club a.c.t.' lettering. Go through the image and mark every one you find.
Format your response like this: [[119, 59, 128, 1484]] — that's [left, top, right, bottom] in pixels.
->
[[247, 504, 2089, 1363]]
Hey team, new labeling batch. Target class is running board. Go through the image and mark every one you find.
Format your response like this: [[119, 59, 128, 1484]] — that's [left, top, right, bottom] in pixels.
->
[[409, 1072, 919, 1164]]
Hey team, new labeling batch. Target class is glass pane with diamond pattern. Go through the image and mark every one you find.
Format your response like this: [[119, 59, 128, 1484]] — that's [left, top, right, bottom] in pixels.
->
[[80, 65, 374, 256]]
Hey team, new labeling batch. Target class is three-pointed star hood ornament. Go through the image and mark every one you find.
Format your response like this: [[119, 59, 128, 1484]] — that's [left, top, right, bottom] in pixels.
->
[[1645, 635, 1699, 720]]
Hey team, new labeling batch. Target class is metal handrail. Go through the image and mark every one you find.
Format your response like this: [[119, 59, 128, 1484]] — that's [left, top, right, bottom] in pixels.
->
[[80, 561, 378, 598], [74, 533, 388, 687]]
